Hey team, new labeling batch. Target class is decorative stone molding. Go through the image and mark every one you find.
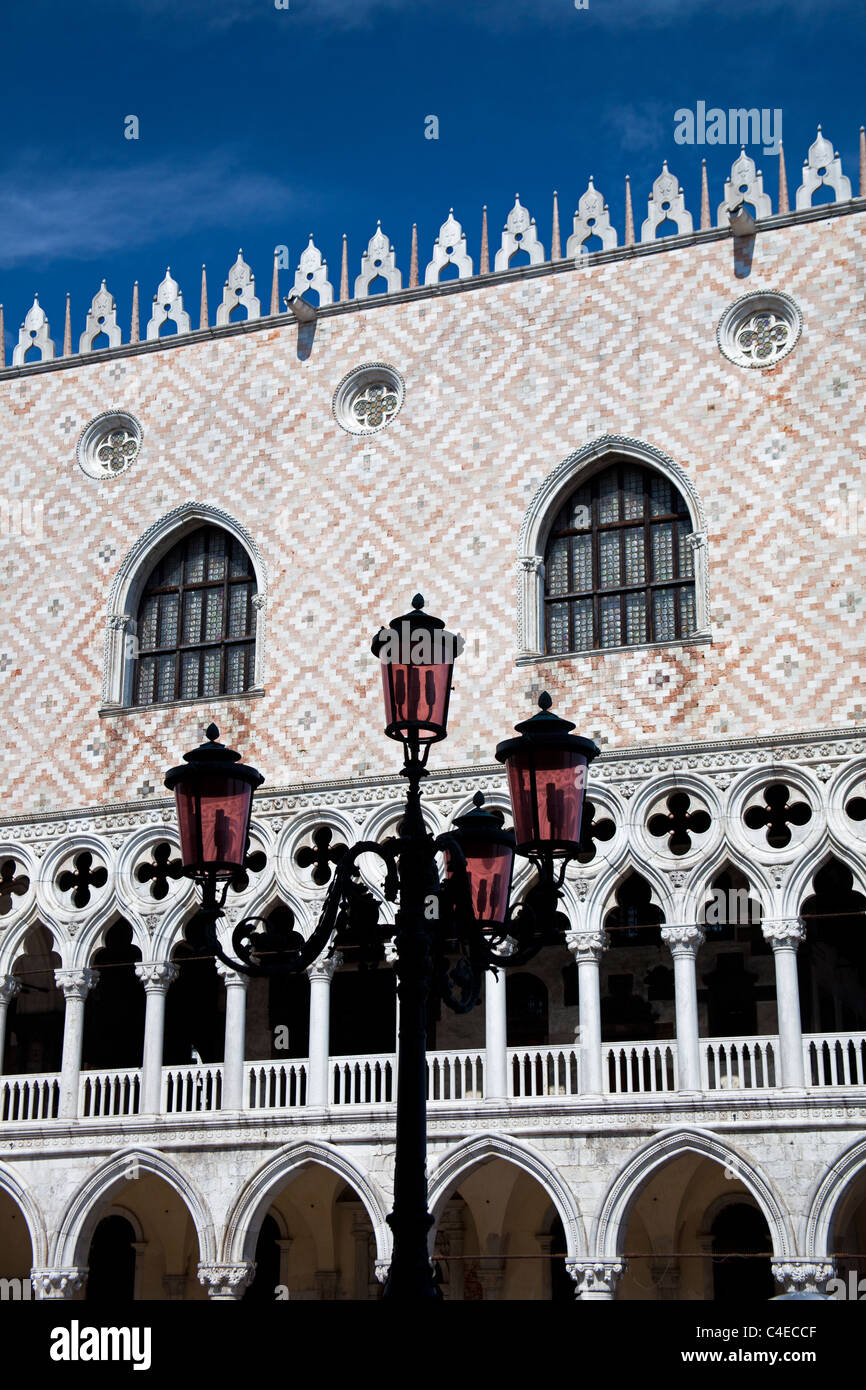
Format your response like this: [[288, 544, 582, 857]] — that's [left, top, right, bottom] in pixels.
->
[[761, 917, 806, 949], [640, 162, 693, 242], [79, 281, 122, 353], [661, 923, 705, 956], [795, 127, 852, 209], [134, 960, 178, 992], [565, 928, 607, 962], [215, 959, 249, 989], [12, 296, 55, 366], [197, 1262, 255, 1299], [566, 1259, 624, 1299], [374, 1258, 390, 1284], [494, 195, 545, 271], [424, 210, 473, 284], [717, 150, 772, 227], [146, 269, 191, 339], [216, 251, 261, 326], [0, 974, 22, 1003], [354, 223, 402, 298], [771, 1260, 835, 1296], [716, 291, 802, 370], [31, 1268, 87, 1300], [290, 236, 334, 306], [76, 410, 142, 481], [54, 968, 99, 1000], [566, 178, 617, 255], [517, 435, 709, 657], [332, 362, 405, 436], [306, 949, 342, 983]]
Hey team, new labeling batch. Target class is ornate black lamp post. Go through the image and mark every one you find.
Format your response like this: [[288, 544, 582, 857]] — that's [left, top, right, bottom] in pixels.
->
[[164, 596, 599, 1300]]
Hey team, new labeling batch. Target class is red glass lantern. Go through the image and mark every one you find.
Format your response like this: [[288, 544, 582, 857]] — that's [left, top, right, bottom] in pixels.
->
[[447, 793, 516, 927], [495, 693, 599, 859], [371, 594, 463, 746], [165, 724, 264, 880]]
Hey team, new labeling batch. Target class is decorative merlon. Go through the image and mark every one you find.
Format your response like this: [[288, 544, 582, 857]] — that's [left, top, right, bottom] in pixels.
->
[[355, 223, 402, 299], [290, 235, 334, 307], [641, 162, 693, 241], [216, 250, 261, 326], [494, 195, 544, 271], [796, 127, 852, 209], [567, 177, 617, 255], [12, 296, 55, 366], [425, 210, 473, 284], [717, 149, 772, 226], [146, 269, 191, 340], [79, 281, 122, 354]]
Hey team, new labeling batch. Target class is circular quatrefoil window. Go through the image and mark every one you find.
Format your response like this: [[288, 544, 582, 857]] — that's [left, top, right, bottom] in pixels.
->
[[333, 363, 404, 435], [77, 411, 142, 480], [716, 291, 802, 369]]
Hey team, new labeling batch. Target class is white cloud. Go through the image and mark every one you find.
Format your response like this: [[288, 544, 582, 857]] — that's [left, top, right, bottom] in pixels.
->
[[0, 151, 293, 269]]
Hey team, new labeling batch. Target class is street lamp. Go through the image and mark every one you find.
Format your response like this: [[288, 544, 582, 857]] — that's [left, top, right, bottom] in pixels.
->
[[165, 596, 599, 1299]]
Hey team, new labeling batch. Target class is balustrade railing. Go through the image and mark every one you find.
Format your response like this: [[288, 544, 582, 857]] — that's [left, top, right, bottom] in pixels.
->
[[804, 1031, 866, 1086], [247, 1061, 308, 1110], [1, 1073, 60, 1121], [162, 1064, 223, 1114], [702, 1037, 777, 1090], [80, 1068, 140, 1118], [508, 1046, 580, 1098], [604, 1042, 677, 1094], [428, 1050, 484, 1101]]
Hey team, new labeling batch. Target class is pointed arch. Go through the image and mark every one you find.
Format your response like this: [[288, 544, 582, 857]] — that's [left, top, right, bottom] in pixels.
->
[[785, 845, 866, 921], [0, 1161, 48, 1267], [428, 1132, 587, 1259], [222, 1140, 391, 1265], [804, 1136, 866, 1259], [594, 1126, 794, 1260], [517, 435, 710, 657], [52, 1147, 217, 1267], [101, 502, 268, 707]]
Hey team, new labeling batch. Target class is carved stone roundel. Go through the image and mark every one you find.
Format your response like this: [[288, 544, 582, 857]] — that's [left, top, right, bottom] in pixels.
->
[[77, 410, 142, 480], [332, 363, 405, 435], [716, 291, 802, 370]]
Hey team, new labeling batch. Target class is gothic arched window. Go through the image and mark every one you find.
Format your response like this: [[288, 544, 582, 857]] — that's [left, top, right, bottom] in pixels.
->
[[134, 526, 257, 705], [544, 461, 697, 654]]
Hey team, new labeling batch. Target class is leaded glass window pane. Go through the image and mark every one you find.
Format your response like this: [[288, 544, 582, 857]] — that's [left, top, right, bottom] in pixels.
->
[[677, 521, 694, 578], [649, 475, 672, 516], [574, 533, 592, 591], [548, 602, 570, 654], [679, 586, 696, 634], [569, 486, 591, 530], [653, 588, 677, 641], [651, 523, 674, 582], [599, 531, 621, 588], [622, 467, 644, 520], [625, 592, 647, 645], [624, 528, 645, 584], [574, 598, 593, 651], [598, 471, 619, 524], [134, 526, 257, 705], [547, 538, 569, 596], [600, 594, 621, 648]]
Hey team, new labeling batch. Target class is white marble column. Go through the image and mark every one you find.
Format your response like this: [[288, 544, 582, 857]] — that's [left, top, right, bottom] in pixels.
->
[[306, 951, 341, 1108], [217, 960, 249, 1111], [134, 961, 178, 1114], [763, 918, 806, 1088], [566, 929, 607, 1095], [0, 975, 22, 1075], [55, 968, 98, 1119], [484, 957, 511, 1102], [661, 924, 705, 1092], [567, 1259, 624, 1300]]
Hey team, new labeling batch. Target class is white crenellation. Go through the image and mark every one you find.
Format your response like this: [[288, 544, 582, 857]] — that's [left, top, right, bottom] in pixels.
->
[[215, 250, 261, 326], [354, 223, 402, 299], [290, 236, 334, 307], [424, 210, 473, 284], [493, 195, 545, 271], [717, 149, 773, 226], [566, 178, 618, 255], [145, 269, 192, 340], [79, 282, 122, 354], [12, 296, 55, 366], [641, 161, 693, 241], [796, 127, 852, 209]]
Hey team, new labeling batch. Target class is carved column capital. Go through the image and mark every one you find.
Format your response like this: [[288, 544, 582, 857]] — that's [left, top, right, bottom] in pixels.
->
[[197, 1262, 255, 1299], [566, 929, 608, 963], [518, 554, 544, 576], [771, 1259, 835, 1296], [306, 950, 342, 983], [31, 1267, 87, 1300], [661, 923, 705, 957], [215, 959, 250, 988], [374, 1258, 390, 1285], [54, 968, 99, 1001], [762, 917, 806, 950], [567, 1259, 625, 1299], [135, 960, 179, 993], [384, 938, 398, 967], [0, 975, 22, 1005]]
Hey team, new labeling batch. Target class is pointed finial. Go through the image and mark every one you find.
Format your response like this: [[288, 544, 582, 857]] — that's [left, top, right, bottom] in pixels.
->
[[411, 593, 425, 610], [778, 142, 789, 214], [480, 205, 490, 274], [339, 233, 349, 302], [624, 174, 634, 246], [860, 126, 866, 198], [472, 791, 485, 808], [538, 691, 553, 711], [270, 249, 280, 316], [0, 304, 5, 369], [199, 264, 208, 330], [130, 281, 140, 344], [700, 159, 710, 230], [205, 722, 220, 742], [63, 292, 72, 356], [409, 222, 419, 288], [551, 190, 561, 260]]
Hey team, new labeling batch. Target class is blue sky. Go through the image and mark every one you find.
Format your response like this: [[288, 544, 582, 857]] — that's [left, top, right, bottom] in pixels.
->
[[0, 0, 863, 353]]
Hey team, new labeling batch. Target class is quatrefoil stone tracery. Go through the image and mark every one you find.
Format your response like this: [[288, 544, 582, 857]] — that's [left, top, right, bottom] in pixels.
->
[[352, 383, 398, 430], [736, 312, 789, 364]]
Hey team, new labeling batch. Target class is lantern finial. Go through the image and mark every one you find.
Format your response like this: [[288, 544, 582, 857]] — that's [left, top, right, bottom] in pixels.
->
[[412, 593, 425, 610], [206, 722, 220, 742], [538, 692, 552, 711]]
